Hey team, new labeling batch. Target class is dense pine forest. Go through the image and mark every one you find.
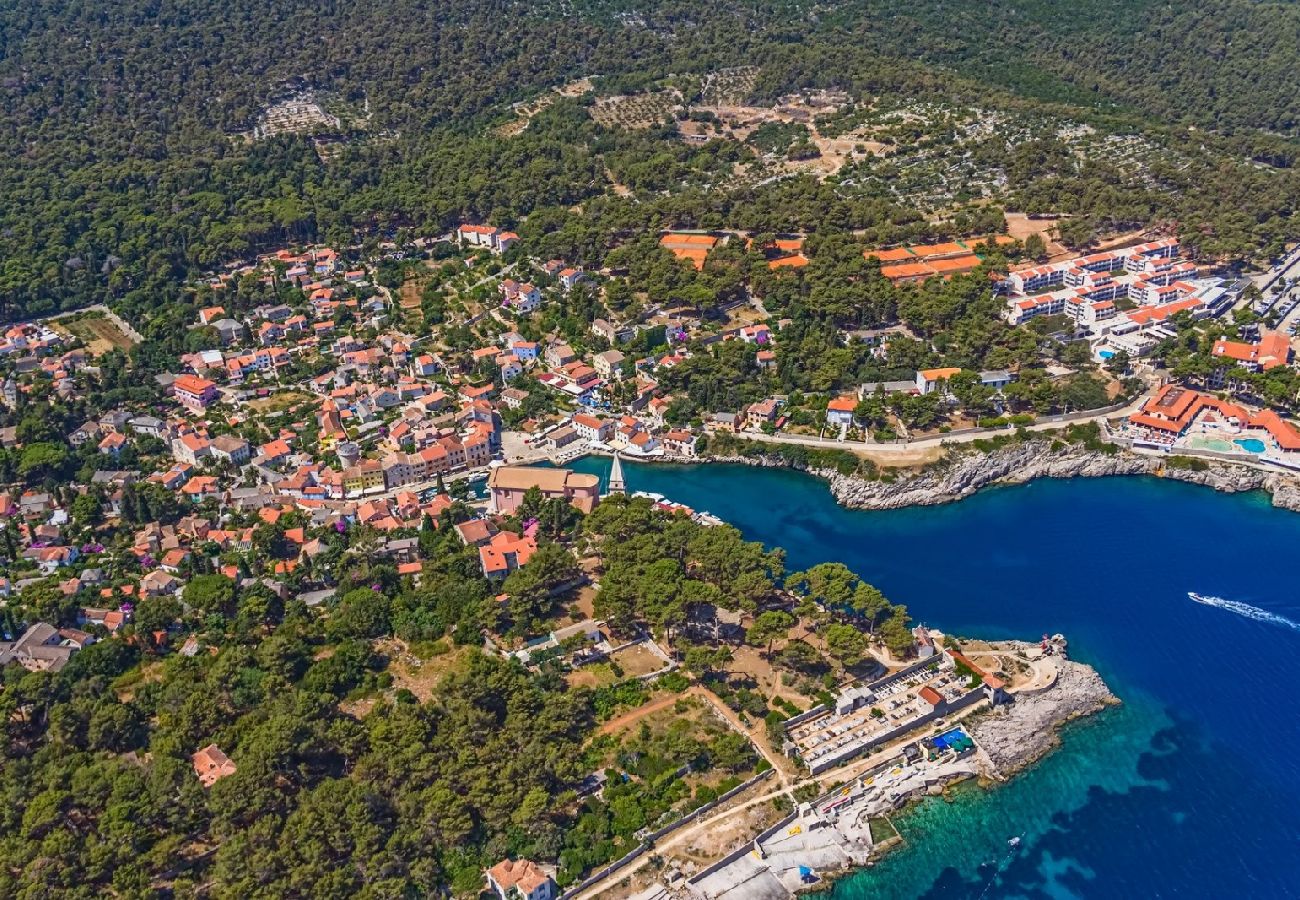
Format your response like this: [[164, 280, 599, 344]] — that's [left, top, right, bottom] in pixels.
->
[[1, 0, 1298, 323], [3, 2, 1300, 897]]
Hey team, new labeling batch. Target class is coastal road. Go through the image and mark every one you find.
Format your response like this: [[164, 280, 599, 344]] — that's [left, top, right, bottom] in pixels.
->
[[745, 396, 1149, 457]]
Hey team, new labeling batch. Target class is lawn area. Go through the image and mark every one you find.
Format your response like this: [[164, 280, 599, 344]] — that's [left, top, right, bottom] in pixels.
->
[[52, 312, 136, 356], [398, 275, 426, 309], [566, 661, 620, 689], [600, 694, 725, 748]]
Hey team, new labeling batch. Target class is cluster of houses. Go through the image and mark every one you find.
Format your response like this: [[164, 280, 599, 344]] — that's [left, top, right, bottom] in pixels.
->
[[0, 327, 94, 426], [0, 321, 64, 359], [457, 223, 519, 255]]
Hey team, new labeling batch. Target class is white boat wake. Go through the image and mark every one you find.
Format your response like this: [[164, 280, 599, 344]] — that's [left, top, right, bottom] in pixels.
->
[[1187, 593, 1300, 632]]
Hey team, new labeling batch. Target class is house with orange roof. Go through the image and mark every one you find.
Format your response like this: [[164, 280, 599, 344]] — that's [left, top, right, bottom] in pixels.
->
[[172, 433, 213, 466], [826, 395, 858, 428], [192, 744, 237, 788], [479, 531, 538, 579], [916, 367, 962, 396], [198, 306, 226, 325], [181, 475, 220, 502], [485, 858, 555, 900], [172, 374, 218, 412]]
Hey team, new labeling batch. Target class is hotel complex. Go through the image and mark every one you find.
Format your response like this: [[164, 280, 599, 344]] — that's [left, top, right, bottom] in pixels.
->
[[1127, 384, 1300, 463], [1001, 239, 1239, 357]]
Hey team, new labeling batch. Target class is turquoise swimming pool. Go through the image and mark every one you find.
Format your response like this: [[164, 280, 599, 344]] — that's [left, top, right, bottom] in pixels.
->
[[1234, 438, 1267, 453], [1098, 350, 1115, 360]]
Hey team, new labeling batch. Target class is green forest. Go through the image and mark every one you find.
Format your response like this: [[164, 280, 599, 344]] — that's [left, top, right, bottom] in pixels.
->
[[1, 0, 1298, 323]]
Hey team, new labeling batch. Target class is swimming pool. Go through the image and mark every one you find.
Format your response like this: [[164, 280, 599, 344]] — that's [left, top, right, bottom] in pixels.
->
[[1098, 350, 1115, 360], [1234, 438, 1267, 453]]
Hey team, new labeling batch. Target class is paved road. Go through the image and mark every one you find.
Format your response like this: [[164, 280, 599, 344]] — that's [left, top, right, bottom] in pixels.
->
[[740, 396, 1147, 455]]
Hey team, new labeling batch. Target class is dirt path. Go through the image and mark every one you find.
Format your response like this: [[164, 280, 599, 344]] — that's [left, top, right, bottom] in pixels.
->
[[599, 684, 794, 787], [597, 690, 684, 736]]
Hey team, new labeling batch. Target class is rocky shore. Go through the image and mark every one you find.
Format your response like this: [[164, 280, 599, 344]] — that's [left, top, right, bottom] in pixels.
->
[[970, 646, 1118, 775], [709, 439, 1300, 513]]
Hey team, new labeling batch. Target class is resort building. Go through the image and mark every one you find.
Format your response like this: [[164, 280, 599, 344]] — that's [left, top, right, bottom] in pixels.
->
[[1128, 384, 1300, 458], [786, 649, 993, 775], [1210, 332, 1292, 374]]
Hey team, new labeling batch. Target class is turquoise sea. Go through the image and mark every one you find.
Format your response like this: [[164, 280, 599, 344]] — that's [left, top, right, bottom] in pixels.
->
[[569, 458, 1300, 899]]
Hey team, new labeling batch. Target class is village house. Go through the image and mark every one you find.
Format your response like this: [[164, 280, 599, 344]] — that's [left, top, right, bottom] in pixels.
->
[[210, 435, 251, 466], [173, 374, 219, 412], [479, 530, 539, 579], [591, 318, 620, 344], [0, 623, 80, 672], [916, 367, 962, 396], [510, 340, 539, 361], [571, 414, 615, 443], [593, 349, 625, 380], [662, 429, 699, 457], [826, 395, 857, 428], [544, 343, 577, 369], [486, 859, 556, 900], [192, 744, 237, 787], [558, 267, 584, 292], [744, 398, 782, 431], [173, 433, 213, 466], [546, 425, 580, 450], [500, 279, 541, 314], [500, 387, 530, 410]]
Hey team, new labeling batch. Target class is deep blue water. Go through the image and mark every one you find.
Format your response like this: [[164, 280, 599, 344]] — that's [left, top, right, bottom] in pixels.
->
[[570, 458, 1300, 899]]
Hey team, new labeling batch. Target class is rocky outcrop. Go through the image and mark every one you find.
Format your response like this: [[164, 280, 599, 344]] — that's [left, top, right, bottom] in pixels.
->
[[970, 648, 1117, 775], [812, 441, 1300, 513]]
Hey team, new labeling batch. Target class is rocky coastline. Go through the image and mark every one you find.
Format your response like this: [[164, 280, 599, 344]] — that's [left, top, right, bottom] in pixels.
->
[[705, 439, 1300, 513], [969, 643, 1118, 776]]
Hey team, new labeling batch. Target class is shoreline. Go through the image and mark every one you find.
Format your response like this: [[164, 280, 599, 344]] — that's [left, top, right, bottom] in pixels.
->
[[582, 436, 1300, 515], [681, 643, 1116, 900]]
